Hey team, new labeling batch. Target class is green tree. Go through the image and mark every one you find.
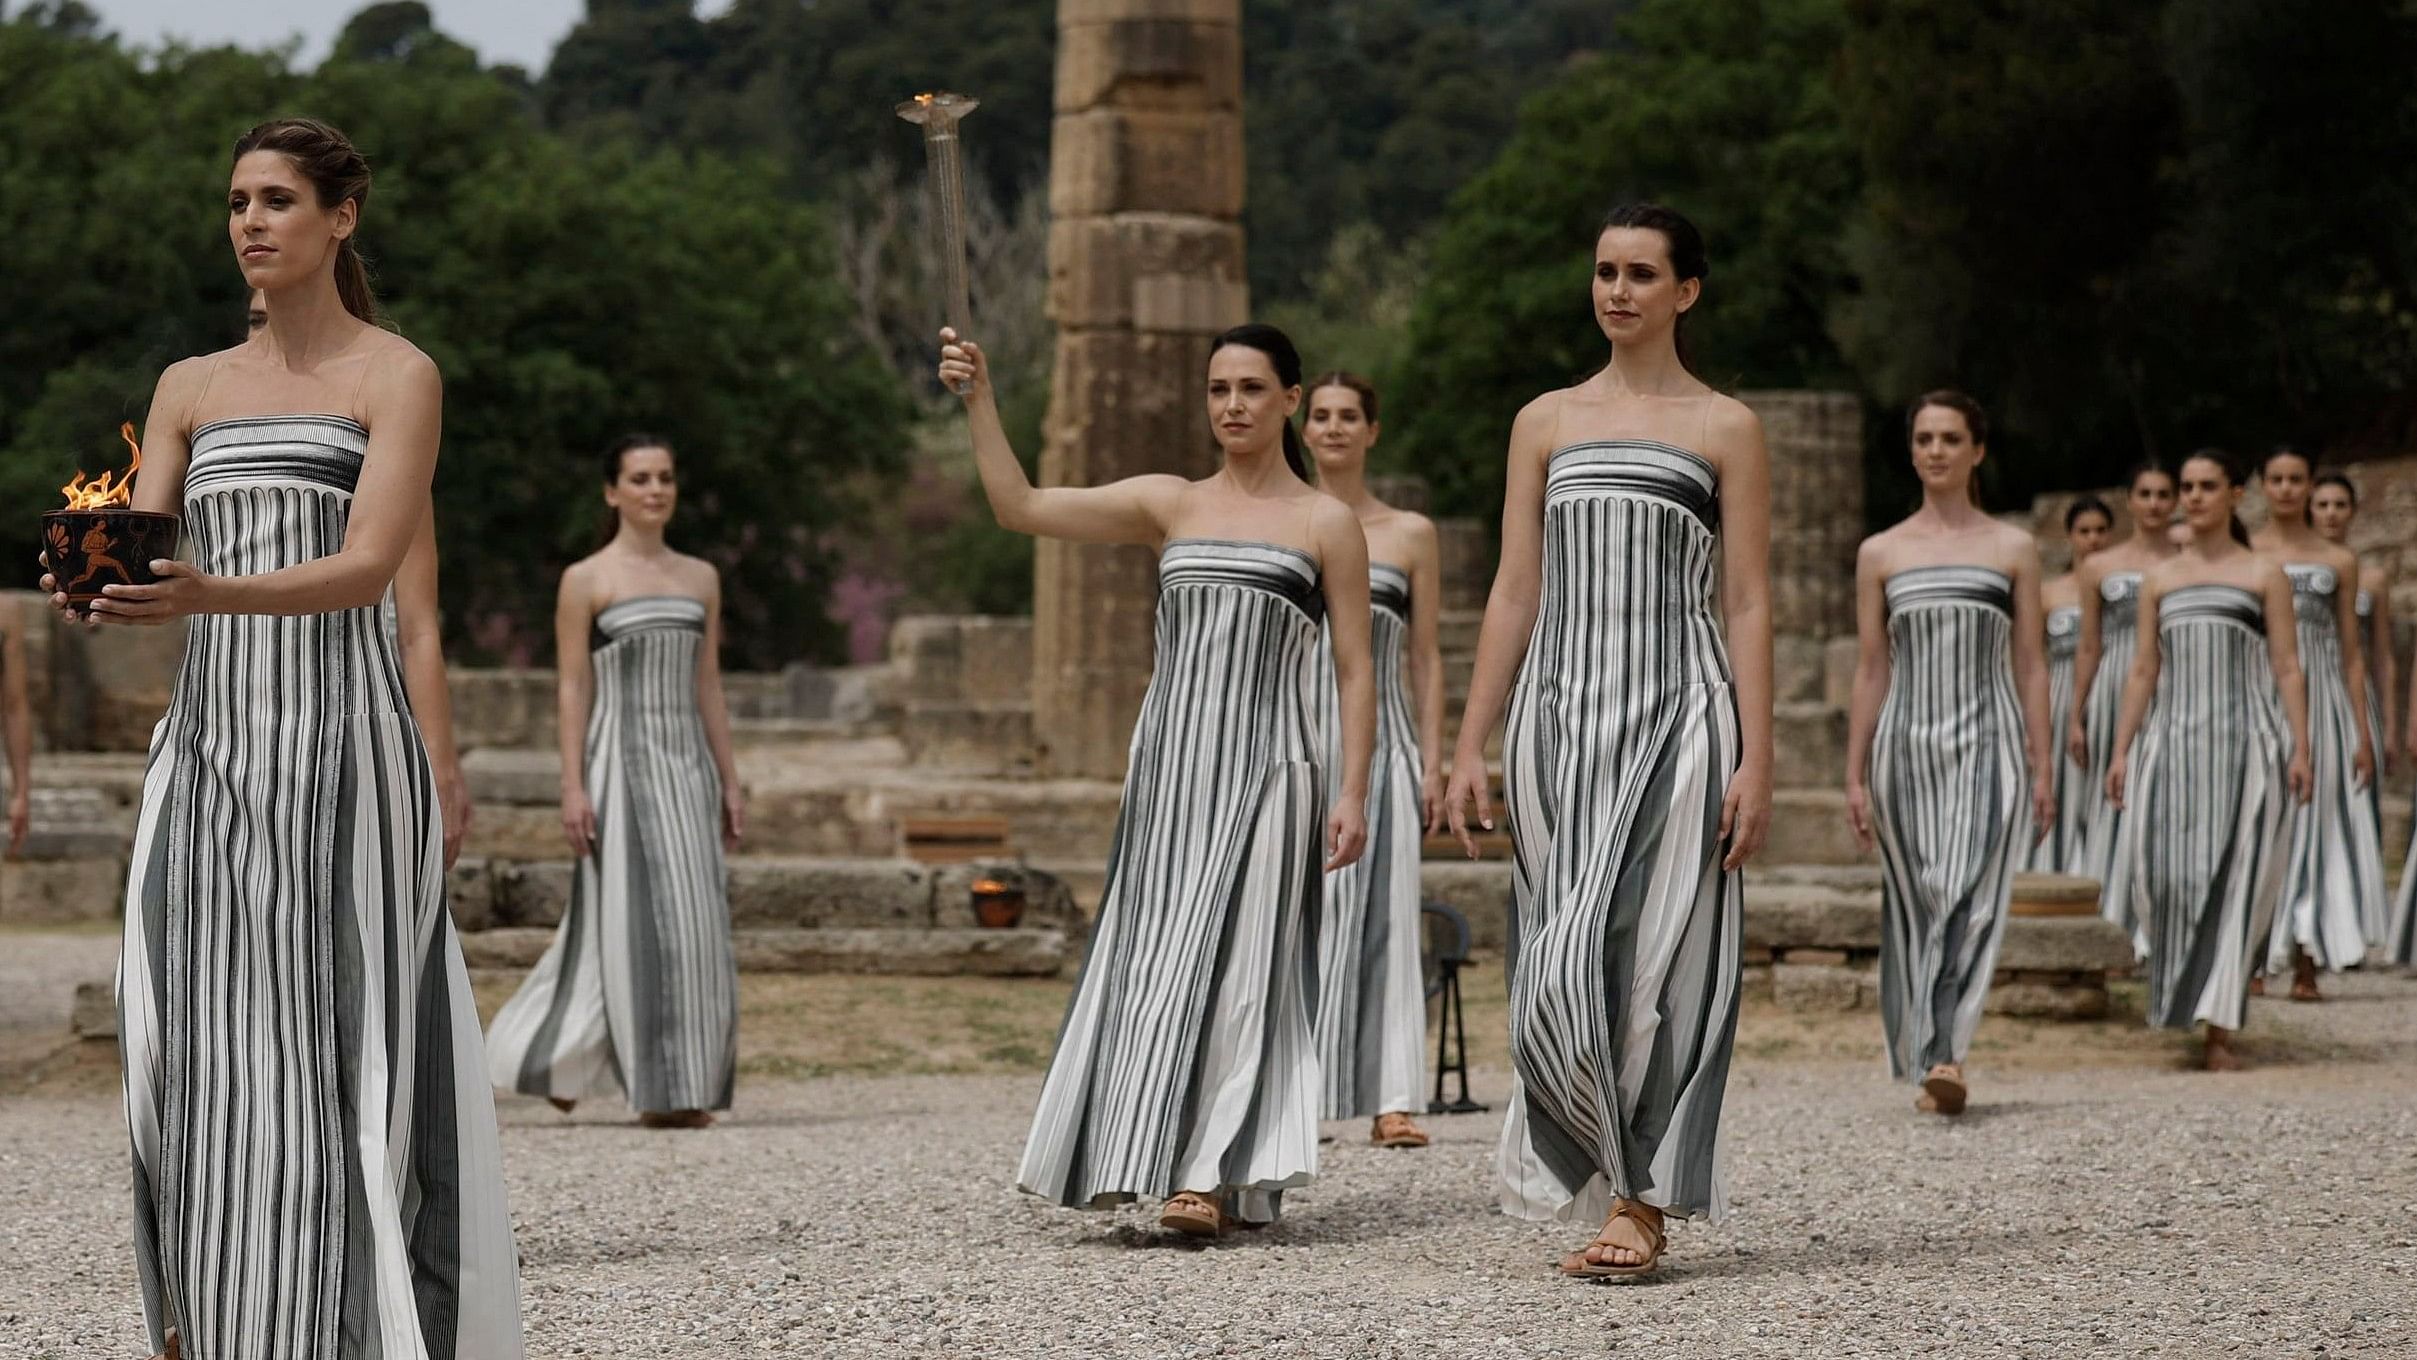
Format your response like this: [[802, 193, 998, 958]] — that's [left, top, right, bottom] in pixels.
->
[[1390, 0, 1858, 516]]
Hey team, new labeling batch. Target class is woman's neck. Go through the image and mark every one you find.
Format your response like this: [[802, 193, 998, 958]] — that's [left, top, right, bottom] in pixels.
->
[[258, 275, 359, 368], [1317, 457, 1378, 512], [1599, 335, 1694, 396], [1219, 443, 1296, 496], [1908, 487, 1990, 533], [2116, 528, 2179, 562], [612, 523, 672, 555], [2262, 514, 2322, 548]]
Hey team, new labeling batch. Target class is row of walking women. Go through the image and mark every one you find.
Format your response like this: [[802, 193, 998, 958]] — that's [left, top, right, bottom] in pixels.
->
[[1853, 421, 2415, 1094]]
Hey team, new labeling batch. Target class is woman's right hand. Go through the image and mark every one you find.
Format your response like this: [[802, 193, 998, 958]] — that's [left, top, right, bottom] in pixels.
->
[[2064, 719, 2087, 770], [1442, 748, 1494, 860], [562, 786, 598, 859], [2105, 758, 2127, 811], [937, 328, 991, 399], [1844, 781, 1875, 853]]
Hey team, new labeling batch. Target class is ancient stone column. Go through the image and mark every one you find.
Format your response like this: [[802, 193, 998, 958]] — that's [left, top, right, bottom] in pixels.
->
[[1031, 0, 1249, 778], [1738, 390, 1863, 706]]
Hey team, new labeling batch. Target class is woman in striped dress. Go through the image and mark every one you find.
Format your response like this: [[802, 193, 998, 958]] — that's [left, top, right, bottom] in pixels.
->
[[2029, 496, 2114, 873], [1446, 203, 1774, 1280], [56, 118, 521, 1360], [485, 435, 745, 1127], [1845, 392, 2054, 1115], [2069, 463, 2180, 940], [2109, 450, 2311, 1070], [940, 322, 1376, 1237], [2312, 474, 2407, 961], [2250, 448, 2378, 996], [1304, 373, 1445, 1150]]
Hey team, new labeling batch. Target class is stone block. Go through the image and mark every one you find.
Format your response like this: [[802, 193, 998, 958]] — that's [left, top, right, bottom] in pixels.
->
[[463, 802, 568, 862], [460, 927, 554, 969], [447, 668, 556, 751], [1743, 887, 1883, 952], [1434, 522, 1491, 613], [1055, 17, 1242, 113], [1759, 789, 1868, 866], [728, 857, 936, 929], [1417, 860, 1514, 953], [889, 616, 1037, 705], [900, 702, 1037, 773], [1050, 108, 1246, 219], [1773, 635, 1826, 705], [0, 856, 126, 924], [446, 856, 494, 933], [1738, 962, 1775, 1003], [1822, 636, 1861, 711], [1779, 947, 1850, 966], [1774, 701, 1846, 790], [72, 979, 116, 1039], [494, 860, 573, 928], [1994, 914, 2135, 973], [1985, 981, 2109, 1020], [1772, 963, 1867, 1011], [46, 616, 185, 751]]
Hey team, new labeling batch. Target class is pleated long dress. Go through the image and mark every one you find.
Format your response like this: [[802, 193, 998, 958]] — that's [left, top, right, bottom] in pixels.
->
[[486, 596, 738, 1114], [1017, 539, 1326, 1225], [2080, 571, 2145, 934], [1867, 566, 2027, 1082], [2352, 588, 2393, 950], [2121, 584, 2291, 1030], [117, 415, 522, 1359], [2025, 603, 2086, 873], [1312, 561, 1428, 1120], [2263, 564, 2382, 975], [1496, 440, 1742, 1227]]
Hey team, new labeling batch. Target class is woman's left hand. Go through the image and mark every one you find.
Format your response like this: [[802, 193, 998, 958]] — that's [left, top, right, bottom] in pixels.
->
[[6, 786, 27, 859], [86, 561, 212, 625], [436, 766, 473, 871], [1325, 795, 1367, 872], [722, 783, 747, 852], [2352, 741, 2375, 792], [1720, 759, 1772, 870], [2288, 751, 2314, 803], [2031, 772, 2057, 845], [1419, 769, 1446, 836]]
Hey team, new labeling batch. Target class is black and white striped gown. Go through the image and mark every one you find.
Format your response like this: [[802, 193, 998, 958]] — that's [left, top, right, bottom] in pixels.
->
[[1868, 566, 2026, 1082], [2025, 602, 2086, 873], [2080, 571, 2145, 936], [117, 415, 522, 1359], [2352, 588, 2394, 951], [2121, 584, 2290, 1030], [1312, 562, 1427, 1120], [2264, 564, 2381, 974], [1017, 540, 1325, 1224], [1497, 441, 1741, 1226], [486, 595, 737, 1113]]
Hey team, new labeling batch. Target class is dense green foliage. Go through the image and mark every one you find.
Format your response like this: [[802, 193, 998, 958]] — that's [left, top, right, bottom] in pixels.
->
[[1397, 0, 2417, 519], [0, 4, 907, 666]]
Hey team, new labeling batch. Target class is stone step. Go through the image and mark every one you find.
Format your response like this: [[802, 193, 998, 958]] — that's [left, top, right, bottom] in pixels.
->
[[1773, 701, 1847, 790], [461, 925, 1069, 977], [446, 855, 1085, 937]]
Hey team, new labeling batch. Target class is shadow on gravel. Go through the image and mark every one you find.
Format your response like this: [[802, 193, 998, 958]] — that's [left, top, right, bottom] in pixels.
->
[[1647, 1225, 2034, 1283]]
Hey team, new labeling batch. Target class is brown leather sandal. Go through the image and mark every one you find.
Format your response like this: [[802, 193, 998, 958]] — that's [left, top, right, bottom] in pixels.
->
[[638, 1109, 715, 1129], [1371, 1112, 1431, 1148], [1159, 1190, 1225, 1237], [1559, 1199, 1665, 1280], [1921, 1063, 1968, 1115]]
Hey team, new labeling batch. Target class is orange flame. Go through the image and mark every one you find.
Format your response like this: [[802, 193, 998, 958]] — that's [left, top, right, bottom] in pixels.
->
[[61, 423, 143, 510]]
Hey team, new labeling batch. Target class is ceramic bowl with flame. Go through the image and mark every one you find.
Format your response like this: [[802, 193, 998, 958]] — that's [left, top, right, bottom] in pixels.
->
[[46, 423, 178, 604]]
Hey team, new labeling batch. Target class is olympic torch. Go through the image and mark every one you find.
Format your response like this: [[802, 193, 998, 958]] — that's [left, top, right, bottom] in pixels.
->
[[897, 90, 981, 394]]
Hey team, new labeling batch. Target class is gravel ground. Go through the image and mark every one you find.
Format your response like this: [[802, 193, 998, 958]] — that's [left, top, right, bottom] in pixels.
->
[[5, 960, 2414, 1359]]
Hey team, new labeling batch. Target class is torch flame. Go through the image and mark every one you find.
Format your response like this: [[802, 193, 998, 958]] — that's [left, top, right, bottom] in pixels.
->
[[60, 422, 143, 511]]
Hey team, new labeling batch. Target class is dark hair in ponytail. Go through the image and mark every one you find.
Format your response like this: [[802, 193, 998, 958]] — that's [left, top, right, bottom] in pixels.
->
[[599, 433, 674, 544], [1209, 323, 1308, 481], [2181, 447, 2253, 547], [1307, 371, 1380, 424], [2064, 495, 2114, 532], [232, 118, 378, 325], [2314, 471, 2358, 508]]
